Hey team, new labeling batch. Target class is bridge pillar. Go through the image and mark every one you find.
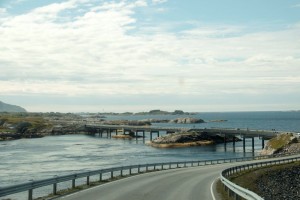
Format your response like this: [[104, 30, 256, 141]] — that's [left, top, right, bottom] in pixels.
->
[[143, 131, 145, 142], [243, 136, 246, 152], [136, 131, 138, 141], [252, 137, 255, 152], [150, 131, 153, 141], [223, 134, 227, 151], [232, 136, 236, 152], [262, 138, 265, 149]]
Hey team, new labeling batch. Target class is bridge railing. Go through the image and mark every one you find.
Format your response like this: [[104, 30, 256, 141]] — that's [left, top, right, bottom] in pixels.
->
[[0, 152, 298, 200], [220, 156, 300, 200]]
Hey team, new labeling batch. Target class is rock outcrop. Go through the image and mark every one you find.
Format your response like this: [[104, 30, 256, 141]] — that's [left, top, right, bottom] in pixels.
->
[[260, 133, 299, 155], [148, 131, 240, 148], [169, 117, 205, 124]]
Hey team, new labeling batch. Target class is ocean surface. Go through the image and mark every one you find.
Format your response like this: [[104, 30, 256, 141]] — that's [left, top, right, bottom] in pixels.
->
[[1, 111, 300, 198]]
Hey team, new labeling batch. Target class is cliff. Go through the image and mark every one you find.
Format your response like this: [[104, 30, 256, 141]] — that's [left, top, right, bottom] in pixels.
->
[[0, 101, 27, 112]]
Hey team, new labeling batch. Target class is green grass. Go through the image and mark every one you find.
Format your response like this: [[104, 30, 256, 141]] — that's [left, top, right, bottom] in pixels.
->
[[268, 133, 294, 149], [0, 114, 53, 131]]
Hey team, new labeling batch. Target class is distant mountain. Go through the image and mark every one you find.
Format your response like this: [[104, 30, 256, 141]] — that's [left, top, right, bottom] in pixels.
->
[[0, 101, 27, 112]]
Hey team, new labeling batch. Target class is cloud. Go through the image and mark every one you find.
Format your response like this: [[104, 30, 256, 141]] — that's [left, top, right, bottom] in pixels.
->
[[292, 3, 300, 8], [152, 0, 168, 5], [0, 7, 7, 14], [0, 0, 300, 112]]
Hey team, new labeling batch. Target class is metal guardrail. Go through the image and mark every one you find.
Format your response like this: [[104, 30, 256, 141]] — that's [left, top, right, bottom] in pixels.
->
[[0, 153, 298, 200], [220, 156, 300, 200]]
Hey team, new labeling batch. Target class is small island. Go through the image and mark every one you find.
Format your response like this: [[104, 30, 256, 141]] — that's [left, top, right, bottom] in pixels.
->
[[148, 131, 239, 148]]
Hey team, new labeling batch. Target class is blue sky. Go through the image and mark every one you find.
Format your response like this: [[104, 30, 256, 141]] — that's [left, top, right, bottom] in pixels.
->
[[0, 0, 300, 112]]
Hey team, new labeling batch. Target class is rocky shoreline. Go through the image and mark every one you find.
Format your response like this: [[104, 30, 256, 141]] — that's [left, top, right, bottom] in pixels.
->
[[148, 131, 240, 148], [0, 113, 208, 141]]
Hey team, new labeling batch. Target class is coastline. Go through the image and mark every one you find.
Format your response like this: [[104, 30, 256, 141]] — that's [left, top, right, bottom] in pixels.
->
[[146, 140, 214, 148], [112, 135, 134, 139]]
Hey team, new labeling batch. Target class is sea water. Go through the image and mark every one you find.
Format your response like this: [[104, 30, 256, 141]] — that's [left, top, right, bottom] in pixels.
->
[[0, 111, 299, 198]]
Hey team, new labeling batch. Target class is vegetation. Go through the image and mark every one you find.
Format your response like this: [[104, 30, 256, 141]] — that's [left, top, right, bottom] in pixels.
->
[[268, 133, 295, 149], [0, 113, 52, 134]]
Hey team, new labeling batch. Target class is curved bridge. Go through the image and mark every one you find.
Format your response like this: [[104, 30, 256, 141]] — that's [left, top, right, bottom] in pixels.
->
[[84, 124, 290, 151]]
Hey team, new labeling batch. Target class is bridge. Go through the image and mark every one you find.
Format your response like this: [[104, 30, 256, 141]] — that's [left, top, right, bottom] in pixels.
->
[[84, 124, 289, 152]]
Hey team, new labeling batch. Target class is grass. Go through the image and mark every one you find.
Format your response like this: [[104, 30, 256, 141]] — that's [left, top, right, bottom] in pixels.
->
[[268, 133, 294, 149], [216, 179, 234, 200], [0, 114, 53, 133]]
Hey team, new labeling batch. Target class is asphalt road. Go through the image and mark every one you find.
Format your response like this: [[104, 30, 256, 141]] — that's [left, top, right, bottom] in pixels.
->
[[58, 155, 299, 200], [58, 164, 228, 200]]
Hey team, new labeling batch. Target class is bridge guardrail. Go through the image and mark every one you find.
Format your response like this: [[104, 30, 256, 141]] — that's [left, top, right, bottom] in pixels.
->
[[220, 156, 300, 200], [0, 152, 299, 200]]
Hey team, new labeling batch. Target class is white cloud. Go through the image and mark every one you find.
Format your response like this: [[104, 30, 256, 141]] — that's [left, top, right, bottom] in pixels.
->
[[0, 8, 7, 14], [0, 0, 300, 111], [152, 0, 168, 5]]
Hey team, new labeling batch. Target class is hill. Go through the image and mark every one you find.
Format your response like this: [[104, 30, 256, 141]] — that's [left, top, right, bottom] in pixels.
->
[[0, 101, 27, 112]]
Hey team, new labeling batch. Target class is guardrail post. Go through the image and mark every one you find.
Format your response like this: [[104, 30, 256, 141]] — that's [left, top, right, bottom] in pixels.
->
[[99, 173, 102, 182], [111, 171, 114, 179], [28, 189, 33, 200]]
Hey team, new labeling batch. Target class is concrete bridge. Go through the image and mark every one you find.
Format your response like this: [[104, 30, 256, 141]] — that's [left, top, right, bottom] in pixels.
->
[[84, 124, 289, 152]]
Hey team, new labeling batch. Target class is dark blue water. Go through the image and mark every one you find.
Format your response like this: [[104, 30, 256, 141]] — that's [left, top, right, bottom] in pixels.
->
[[0, 111, 299, 189], [105, 111, 300, 132]]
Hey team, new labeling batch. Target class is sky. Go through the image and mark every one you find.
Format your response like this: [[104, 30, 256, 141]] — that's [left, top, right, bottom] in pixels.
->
[[0, 0, 300, 113]]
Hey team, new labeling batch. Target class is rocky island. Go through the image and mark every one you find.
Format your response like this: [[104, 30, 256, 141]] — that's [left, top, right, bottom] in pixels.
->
[[260, 132, 300, 155], [148, 131, 240, 148]]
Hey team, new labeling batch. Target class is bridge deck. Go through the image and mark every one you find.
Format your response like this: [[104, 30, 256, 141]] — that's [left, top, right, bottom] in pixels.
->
[[85, 124, 291, 139]]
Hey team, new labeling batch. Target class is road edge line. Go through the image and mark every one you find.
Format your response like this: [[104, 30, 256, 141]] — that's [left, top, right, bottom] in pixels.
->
[[211, 177, 219, 200]]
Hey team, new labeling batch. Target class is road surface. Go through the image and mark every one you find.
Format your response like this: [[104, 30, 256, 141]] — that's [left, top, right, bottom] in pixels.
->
[[58, 164, 228, 200], [58, 155, 299, 200]]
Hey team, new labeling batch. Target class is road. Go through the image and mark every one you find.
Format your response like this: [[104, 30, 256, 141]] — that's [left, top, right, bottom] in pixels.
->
[[57, 155, 300, 200], [58, 164, 230, 200]]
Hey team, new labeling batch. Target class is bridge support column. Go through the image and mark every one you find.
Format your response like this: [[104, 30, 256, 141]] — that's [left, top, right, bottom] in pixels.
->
[[243, 136, 246, 153], [232, 136, 236, 152], [252, 137, 255, 152], [143, 131, 145, 142], [28, 189, 33, 200], [224, 134, 227, 151], [150, 131, 153, 141], [136, 131, 138, 141], [53, 183, 57, 195], [262, 138, 265, 149]]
